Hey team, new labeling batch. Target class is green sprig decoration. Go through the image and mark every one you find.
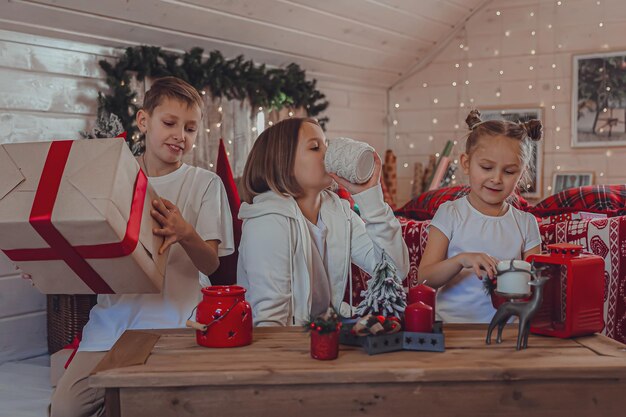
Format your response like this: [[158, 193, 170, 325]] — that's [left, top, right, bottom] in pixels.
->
[[97, 46, 329, 154], [304, 308, 342, 335]]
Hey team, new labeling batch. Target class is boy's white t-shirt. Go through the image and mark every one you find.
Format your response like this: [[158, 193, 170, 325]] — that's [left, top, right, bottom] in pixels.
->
[[79, 163, 234, 351], [429, 196, 541, 323]]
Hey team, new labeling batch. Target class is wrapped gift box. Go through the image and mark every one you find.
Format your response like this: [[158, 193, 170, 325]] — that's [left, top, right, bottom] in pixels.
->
[[540, 211, 607, 225], [0, 138, 167, 294]]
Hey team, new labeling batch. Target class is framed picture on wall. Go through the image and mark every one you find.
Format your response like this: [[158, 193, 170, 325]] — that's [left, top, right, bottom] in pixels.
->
[[573, 51, 626, 147], [552, 172, 594, 194], [480, 108, 543, 198]]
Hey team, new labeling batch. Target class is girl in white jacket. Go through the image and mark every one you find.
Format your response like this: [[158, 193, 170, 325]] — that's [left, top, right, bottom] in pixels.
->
[[237, 117, 409, 326]]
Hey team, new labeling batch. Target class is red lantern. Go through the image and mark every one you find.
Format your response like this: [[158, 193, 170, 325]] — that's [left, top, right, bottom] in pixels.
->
[[529, 243, 605, 338], [190, 285, 253, 348]]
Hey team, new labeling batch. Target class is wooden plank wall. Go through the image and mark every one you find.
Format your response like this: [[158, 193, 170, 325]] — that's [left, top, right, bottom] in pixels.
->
[[389, 0, 626, 206], [320, 80, 388, 152], [0, 29, 114, 364], [0, 28, 386, 363]]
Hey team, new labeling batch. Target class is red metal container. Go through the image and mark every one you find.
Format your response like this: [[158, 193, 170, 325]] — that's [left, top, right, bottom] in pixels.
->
[[310, 330, 339, 360], [192, 285, 253, 348], [528, 243, 605, 338]]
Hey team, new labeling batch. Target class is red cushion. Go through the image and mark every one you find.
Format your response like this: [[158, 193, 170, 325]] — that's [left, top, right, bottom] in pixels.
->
[[530, 185, 626, 218], [395, 185, 530, 220]]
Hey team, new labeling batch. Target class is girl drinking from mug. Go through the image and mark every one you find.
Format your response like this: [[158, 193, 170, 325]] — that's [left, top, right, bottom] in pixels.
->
[[237, 117, 409, 326]]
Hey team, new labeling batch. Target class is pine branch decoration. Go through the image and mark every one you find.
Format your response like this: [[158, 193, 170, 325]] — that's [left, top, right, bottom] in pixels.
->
[[355, 251, 407, 319], [95, 45, 330, 154], [80, 109, 124, 139]]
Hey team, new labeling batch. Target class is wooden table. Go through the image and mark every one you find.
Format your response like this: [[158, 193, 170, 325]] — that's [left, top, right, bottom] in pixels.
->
[[90, 325, 626, 417]]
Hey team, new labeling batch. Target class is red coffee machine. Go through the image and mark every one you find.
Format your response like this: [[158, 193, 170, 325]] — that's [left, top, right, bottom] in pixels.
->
[[528, 243, 605, 338]]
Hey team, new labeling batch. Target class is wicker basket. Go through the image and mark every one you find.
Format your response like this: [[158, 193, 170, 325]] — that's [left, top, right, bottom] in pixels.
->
[[47, 294, 97, 354]]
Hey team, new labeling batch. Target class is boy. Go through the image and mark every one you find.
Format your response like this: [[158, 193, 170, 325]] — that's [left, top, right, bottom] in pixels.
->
[[51, 77, 234, 417]]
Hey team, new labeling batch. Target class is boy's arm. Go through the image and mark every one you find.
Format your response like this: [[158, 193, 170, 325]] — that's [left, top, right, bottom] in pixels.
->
[[180, 234, 220, 277], [151, 198, 220, 276]]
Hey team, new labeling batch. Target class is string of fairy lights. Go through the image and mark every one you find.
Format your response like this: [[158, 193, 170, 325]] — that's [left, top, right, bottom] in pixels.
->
[[389, 0, 614, 199]]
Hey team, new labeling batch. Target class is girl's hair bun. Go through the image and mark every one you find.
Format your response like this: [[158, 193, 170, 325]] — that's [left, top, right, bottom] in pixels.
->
[[465, 109, 483, 130], [522, 119, 543, 141]]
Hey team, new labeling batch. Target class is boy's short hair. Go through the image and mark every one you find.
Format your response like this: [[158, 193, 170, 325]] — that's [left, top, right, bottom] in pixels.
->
[[142, 76, 203, 115], [241, 117, 320, 203]]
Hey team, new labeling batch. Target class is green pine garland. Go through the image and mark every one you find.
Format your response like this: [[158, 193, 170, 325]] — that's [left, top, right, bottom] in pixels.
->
[[97, 45, 329, 153]]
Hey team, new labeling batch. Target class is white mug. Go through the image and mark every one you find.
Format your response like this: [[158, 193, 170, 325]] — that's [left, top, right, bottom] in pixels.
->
[[324, 137, 375, 184], [496, 260, 532, 296]]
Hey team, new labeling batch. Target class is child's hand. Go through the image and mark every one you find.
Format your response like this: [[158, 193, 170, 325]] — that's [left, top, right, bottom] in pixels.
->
[[151, 198, 192, 255], [455, 252, 499, 280], [328, 152, 382, 195]]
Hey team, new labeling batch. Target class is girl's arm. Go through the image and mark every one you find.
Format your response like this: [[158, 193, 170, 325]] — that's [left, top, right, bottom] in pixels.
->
[[347, 186, 410, 279], [523, 244, 541, 259], [418, 226, 459, 288], [418, 226, 499, 289], [523, 215, 542, 260], [330, 153, 409, 279]]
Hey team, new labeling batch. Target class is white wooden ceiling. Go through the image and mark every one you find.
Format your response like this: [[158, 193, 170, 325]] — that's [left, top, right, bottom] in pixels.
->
[[0, 0, 489, 87]]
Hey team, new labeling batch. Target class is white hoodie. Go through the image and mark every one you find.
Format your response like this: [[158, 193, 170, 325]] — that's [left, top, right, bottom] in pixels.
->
[[237, 185, 409, 327]]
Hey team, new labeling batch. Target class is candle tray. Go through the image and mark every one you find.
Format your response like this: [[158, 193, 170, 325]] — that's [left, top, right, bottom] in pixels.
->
[[339, 320, 445, 355]]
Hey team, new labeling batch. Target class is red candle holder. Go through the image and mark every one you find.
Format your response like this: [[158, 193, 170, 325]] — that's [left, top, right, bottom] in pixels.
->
[[408, 284, 436, 317], [310, 330, 340, 360], [404, 301, 434, 333]]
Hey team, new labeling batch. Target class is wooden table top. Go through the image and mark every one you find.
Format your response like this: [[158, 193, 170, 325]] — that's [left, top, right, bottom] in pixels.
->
[[89, 324, 626, 389]]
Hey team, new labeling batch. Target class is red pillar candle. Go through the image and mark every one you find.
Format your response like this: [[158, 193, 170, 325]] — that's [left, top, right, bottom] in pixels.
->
[[404, 302, 434, 333], [408, 284, 436, 313]]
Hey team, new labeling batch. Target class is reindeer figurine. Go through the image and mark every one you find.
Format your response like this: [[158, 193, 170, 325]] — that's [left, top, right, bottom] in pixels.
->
[[486, 265, 550, 351]]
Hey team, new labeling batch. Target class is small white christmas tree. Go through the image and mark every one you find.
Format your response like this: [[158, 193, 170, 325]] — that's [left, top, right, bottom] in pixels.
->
[[355, 251, 407, 319]]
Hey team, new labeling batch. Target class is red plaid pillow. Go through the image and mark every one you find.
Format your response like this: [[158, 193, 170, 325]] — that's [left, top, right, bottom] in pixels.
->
[[396, 185, 531, 220], [530, 185, 626, 218]]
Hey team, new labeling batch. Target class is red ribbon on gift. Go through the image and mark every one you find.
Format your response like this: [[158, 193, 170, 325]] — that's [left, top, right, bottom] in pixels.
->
[[63, 334, 82, 369], [3, 140, 147, 293]]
